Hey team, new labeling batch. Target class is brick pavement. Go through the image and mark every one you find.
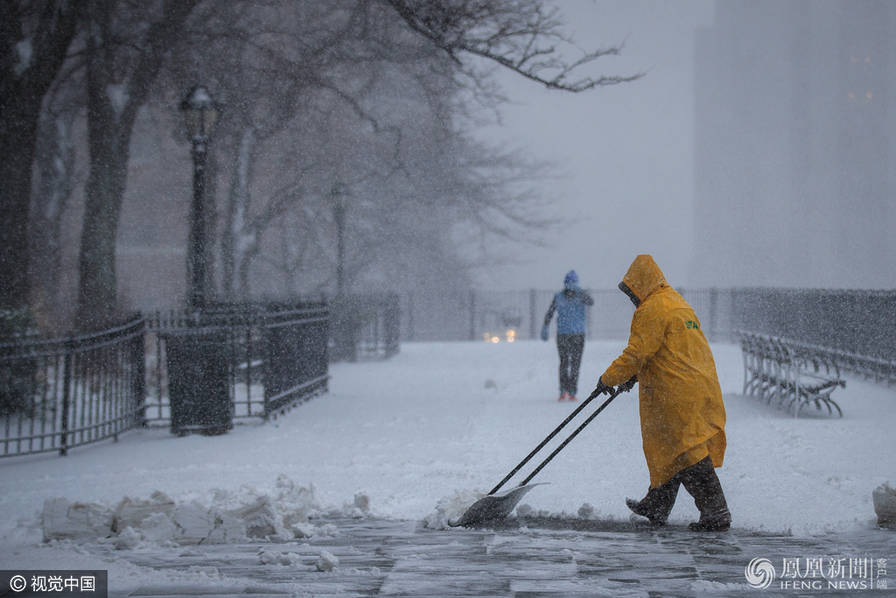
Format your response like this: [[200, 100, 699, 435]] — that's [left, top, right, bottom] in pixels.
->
[[108, 516, 892, 597]]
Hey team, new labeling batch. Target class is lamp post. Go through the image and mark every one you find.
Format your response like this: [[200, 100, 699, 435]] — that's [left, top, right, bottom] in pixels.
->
[[180, 85, 221, 310], [332, 183, 346, 297]]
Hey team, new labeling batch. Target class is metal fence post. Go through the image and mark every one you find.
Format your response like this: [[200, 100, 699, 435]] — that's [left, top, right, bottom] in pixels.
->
[[529, 289, 537, 340], [60, 339, 73, 456], [406, 292, 414, 341], [134, 318, 147, 427], [469, 289, 476, 341]]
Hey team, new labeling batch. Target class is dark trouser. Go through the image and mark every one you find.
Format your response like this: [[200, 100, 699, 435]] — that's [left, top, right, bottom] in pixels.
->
[[636, 456, 731, 525], [556, 334, 585, 395]]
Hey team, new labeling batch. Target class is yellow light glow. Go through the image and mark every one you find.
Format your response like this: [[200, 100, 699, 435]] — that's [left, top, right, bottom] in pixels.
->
[[490, 336, 500, 344], [866, 90, 872, 101]]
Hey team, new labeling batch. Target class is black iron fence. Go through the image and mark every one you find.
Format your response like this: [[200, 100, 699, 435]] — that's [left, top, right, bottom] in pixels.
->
[[145, 301, 329, 426], [731, 288, 896, 383], [0, 299, 336, 458], [400, 288, 725, 342], [0, 317, 145, 457], [330, 293, 400, 361], [400, 287, 895, 383]]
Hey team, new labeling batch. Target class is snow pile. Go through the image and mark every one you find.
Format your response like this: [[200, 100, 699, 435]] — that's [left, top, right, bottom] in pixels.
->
[[422, 488, 486, 529], [40, 475, 357, 547], [315, 550, 339, 572], [872, 482, 896, 528], [257, 549, 303, 566]]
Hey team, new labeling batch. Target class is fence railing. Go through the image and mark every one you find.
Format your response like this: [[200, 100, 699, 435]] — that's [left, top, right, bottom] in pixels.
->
[[330, 293, 400, 361], [730, 288, 896, 383], [399, 288, 725, 342], [145, 301, 329, 425], [400, 287, 895, 384], [0, 317, 145, 458]]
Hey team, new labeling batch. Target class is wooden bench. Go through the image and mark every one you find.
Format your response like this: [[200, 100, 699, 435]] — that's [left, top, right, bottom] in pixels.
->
[[738, 331, 846, 417]]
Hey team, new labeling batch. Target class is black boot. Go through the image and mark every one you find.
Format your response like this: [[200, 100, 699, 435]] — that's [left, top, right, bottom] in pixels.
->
[[625, 478, 680, 527], [680, 457, 731, 532]]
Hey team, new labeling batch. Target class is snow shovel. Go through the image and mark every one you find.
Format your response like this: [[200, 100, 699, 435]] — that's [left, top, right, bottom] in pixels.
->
[[449, 385, 624, 527]]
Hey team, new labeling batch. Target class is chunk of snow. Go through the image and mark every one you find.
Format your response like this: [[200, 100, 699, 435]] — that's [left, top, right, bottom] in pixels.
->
[[139, 512, 179, 544], [315, 550, 339, 572], [227, 496, 289, 540], [113, 491, 175, 532], [171, 501, 218, 545], [106, 83, 129, 117], [42, 498, 113, 542], [577, 503, 597, 519], [423, 488, 485, 529], [872, 482, 896, 528], [291, 522, 316, 538], [113, 526, 142, 550], [14, 39, 32, 75]]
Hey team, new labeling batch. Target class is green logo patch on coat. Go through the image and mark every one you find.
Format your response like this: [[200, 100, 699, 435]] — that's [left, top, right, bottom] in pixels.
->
[[686, 320, 700, 330]]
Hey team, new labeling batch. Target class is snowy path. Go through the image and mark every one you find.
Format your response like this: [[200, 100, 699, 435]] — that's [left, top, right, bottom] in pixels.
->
[[74, 516, 894, 597], [0, 340, 893, 596]]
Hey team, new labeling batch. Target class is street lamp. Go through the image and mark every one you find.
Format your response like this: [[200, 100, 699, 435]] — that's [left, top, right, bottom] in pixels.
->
[[331, 183, 347, 297], [180, 85, 221, 310]]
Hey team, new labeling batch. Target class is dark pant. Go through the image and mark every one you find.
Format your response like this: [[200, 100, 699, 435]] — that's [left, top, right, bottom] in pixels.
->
[[636, 456, 730, 525], [556, 334, 585, 395]]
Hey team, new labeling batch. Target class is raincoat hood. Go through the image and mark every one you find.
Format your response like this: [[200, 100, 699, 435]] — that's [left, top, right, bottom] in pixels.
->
[[621, 254, 668, 303]]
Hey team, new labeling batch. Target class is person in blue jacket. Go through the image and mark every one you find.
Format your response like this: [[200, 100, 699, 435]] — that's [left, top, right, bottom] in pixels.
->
[[541, 270, 594, 401]]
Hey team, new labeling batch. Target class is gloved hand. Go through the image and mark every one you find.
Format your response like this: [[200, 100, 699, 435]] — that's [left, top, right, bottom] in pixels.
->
[[540, 325, 549, 341], [594, 377, 614, 396], [619, 376, 637, 392]]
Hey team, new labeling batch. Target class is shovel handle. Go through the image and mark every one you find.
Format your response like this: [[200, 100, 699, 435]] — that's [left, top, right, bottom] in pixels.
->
[[488, 385, 607, 496], [517, 388, 621, 487]]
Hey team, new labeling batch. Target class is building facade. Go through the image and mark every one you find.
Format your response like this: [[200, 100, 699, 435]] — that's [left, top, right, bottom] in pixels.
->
[[692, 0, 896, 288]]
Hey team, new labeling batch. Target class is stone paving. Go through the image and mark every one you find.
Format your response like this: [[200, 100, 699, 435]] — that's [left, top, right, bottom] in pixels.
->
[[101, 516, 893, 597]]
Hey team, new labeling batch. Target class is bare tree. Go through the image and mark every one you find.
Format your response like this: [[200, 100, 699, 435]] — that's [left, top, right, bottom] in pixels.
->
[[0, 1, 82, 312], [75, 0, 200, 329], [383, 0, 643, 91], [29, 81, 81, 331]]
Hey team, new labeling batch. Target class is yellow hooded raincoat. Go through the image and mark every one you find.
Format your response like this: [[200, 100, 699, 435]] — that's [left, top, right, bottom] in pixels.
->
[[601, 255, 726, 488]]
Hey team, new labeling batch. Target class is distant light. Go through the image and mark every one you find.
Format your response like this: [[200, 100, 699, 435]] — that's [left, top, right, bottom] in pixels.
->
[[865, 90, 873, 101], [505, 329, 516, 343], [490, 336, 500, 344]]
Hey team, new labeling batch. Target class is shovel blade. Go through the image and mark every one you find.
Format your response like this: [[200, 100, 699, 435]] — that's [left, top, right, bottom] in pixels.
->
[[448, 483, 542, 527]]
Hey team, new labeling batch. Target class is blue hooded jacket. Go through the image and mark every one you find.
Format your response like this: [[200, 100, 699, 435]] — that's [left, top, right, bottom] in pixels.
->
[[543, 271, 594, 335]]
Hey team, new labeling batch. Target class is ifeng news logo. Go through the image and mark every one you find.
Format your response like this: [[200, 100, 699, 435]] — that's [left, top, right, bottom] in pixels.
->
[[745, 558, 775, 589], [745, 556, 888, 591]]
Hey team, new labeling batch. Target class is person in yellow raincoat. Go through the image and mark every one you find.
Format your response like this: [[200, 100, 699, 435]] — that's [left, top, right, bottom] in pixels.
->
[[592, 254, 731, 531]]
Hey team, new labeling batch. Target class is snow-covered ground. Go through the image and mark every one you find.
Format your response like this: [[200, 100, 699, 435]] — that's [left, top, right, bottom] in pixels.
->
[[0, 339, 892, 593]]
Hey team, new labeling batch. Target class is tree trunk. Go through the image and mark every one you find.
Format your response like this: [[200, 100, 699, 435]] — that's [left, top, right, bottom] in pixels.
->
[[0, 1, 81, 311], [74, 0, 199, 328], [0, 111, 38, 311], [221, 127, 256, 300], [30, 111, 76, 330], [77, 146, 129, 330]]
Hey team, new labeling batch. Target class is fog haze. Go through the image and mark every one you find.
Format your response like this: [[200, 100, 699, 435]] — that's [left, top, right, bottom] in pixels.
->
[[477, 0, 895, 291], [476, 0, 714, 291]]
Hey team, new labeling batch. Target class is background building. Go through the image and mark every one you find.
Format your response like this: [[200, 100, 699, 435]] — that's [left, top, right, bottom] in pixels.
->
[[692, 0, 896, 288]]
